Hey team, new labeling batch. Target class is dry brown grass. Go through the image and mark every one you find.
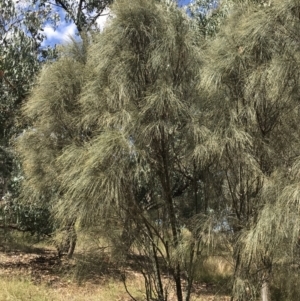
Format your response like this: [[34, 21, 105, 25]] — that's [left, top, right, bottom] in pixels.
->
[[0, 275, 231, 301], [0, 230, 231, 301], [195, 256, 233, 281], [0, 275, 144, 301]]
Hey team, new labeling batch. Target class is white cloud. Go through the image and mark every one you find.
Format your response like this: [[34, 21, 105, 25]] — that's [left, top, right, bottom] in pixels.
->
[[42, 23, 76, 46], [95, 8, 110, 31], [62, 23, 77, 39], [42, 9, 110, 46], [43, 26, 62, 41]]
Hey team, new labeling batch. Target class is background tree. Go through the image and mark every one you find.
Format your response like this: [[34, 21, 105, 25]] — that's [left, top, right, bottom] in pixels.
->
[[0, 0, 45, 199], [0, 0, 57, 235], [188, 0, 232, 38], [29, 0, 113, 34]]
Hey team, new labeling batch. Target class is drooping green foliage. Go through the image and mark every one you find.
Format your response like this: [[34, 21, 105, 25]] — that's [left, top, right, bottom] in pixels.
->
[[0, 0, 112, 237], [57, 5, 210, 286], [14, 0, 300, 300], [56, 0, 203, 221], [200, 0, 300, 299], [15, 39, 89, 247], [17, 0, 217, 299]]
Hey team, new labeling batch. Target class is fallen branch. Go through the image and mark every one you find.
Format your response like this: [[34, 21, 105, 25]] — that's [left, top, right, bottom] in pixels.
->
[[0, 223, 27, 232], [0, 223, 52, 237]]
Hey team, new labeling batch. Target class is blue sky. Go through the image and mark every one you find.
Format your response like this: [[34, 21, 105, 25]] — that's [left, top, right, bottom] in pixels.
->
[[178, 0, 191, 5]]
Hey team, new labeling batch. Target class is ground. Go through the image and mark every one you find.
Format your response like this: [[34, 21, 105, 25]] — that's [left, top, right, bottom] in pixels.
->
[[0, 234, 231, 301]]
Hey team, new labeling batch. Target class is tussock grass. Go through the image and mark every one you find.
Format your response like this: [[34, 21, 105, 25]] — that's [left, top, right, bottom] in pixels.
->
[[194, 256, 233, 294], [0, 277, 50, 301]]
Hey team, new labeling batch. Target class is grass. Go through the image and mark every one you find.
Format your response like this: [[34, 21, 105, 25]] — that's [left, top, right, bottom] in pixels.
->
[[0, 275, 230, 301], [0, 275, 145, 301], [0, 277, 50, 301], [195, 256, 233, 282], [0, 230, 231, 301]]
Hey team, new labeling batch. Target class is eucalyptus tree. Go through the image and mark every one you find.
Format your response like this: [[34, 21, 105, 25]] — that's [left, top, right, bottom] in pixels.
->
[[188, 0, 270, 38], [29, 0, 113, 34], [201, 0, 300, 299], [0, 0, 61, 237], [0, 0, 56, 213], [188, 0, 233, 37]]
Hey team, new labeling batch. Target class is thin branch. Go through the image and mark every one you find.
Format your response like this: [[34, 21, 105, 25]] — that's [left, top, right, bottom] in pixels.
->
[[54, 0, 73, 19], [86, 10, 107, 31], [0, 70, 17, 91], [46, 0, 71, 15], [76, 0, 84, 32], [121, 272, 139, 301]]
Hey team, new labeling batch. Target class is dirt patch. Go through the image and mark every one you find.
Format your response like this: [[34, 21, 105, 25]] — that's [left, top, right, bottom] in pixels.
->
[[0, 246, 230, 300], [0, 249, 62, 284]]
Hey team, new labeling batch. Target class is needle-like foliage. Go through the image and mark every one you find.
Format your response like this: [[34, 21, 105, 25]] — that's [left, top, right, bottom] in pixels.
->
[[201, 0, 300, 299], [17, 0, 211, 300], [15, 38, 89, 255], [18, 0, 300, 299]]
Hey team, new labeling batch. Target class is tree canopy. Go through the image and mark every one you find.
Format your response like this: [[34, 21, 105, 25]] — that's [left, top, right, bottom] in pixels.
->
[[17, 0, 208, 299], [11, 0, 300, 300], [0, 0, 112, 237], [200, 0, 300, 299]]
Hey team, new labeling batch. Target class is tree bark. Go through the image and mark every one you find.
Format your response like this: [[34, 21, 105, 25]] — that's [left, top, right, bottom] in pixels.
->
[[261, 281, 270, 301], [159, 129, 183, 301]]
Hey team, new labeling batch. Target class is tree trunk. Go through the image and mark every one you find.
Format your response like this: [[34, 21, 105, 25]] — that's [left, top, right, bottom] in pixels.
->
[[261, 281, 270, 301], [159, 130, 183, 301], [67, 225, 77, 258]]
